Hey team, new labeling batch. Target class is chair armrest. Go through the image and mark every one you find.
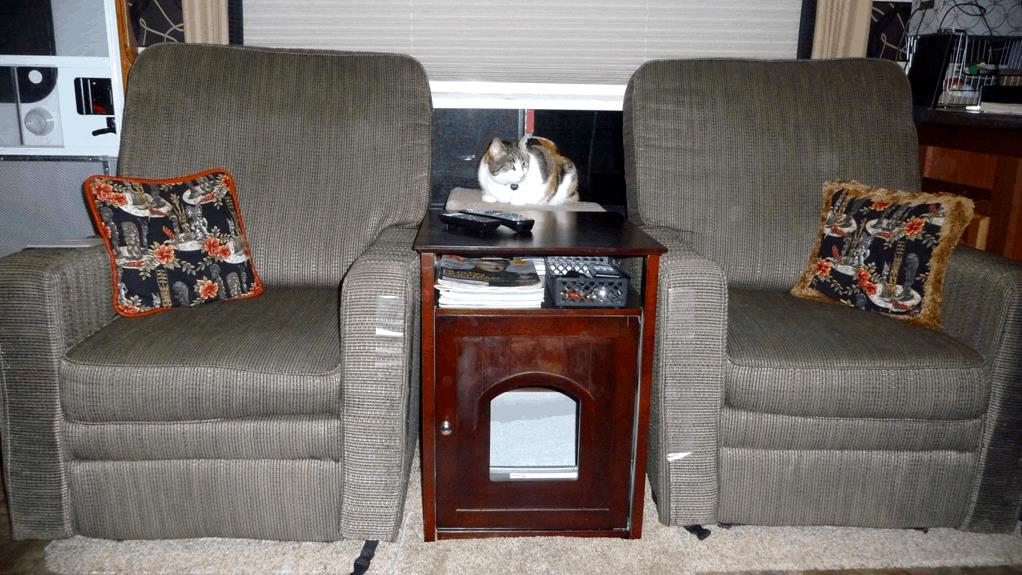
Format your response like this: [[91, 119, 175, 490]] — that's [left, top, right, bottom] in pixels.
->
[[0, 245, 114, 539], [940, 246, 1022, 532], [338, 226, 420, 540], [641, 225, 729, 526], [942, 246, 1022, 359]]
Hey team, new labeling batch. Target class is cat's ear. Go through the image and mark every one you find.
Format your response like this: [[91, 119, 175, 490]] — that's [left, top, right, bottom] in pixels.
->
[[487, 137, 505, 157]]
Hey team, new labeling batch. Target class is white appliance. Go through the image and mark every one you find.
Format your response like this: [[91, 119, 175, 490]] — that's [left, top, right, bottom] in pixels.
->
[[0, 0, 124, 256], [18, 67, 64, 147], [2, 63, 120, 150], [0, 0, 123, 157]]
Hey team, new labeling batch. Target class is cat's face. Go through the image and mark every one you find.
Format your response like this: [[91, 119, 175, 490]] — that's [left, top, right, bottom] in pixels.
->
[[485, 138, 528, 185]]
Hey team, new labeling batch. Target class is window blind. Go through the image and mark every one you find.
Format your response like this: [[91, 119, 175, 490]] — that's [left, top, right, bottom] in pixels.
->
[[244, 0, 803, 108]]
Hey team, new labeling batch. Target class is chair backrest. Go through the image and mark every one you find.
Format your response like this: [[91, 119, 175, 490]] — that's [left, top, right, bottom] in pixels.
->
[[624, 59, 920, 289], [118, 44, 431, 287]]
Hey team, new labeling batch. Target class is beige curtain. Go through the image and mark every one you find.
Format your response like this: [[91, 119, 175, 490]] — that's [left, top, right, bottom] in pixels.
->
[[183, 0, 230, 44], [811, 0, 872, 59]]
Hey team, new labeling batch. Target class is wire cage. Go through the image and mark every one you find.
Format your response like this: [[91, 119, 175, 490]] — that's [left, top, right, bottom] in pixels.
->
[[906, 31, 1022, 108]]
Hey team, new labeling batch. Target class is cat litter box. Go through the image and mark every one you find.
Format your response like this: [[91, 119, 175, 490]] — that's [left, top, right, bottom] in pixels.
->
[[546, 256, 629, 308]]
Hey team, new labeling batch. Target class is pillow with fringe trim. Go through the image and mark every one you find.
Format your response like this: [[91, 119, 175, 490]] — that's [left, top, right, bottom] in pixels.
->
[[84, 168, 264, 317], [791, 180, 973, 329]]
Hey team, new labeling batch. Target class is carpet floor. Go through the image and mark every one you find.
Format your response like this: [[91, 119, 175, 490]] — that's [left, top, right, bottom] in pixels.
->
[[46, 461, 1022, 575]]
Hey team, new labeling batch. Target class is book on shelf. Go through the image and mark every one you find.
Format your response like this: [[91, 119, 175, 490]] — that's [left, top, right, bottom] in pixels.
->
[[436, 255, 546, 309]]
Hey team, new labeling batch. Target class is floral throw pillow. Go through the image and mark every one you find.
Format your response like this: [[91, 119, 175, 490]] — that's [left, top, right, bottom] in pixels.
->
[[84, 169, 263, 317], [791, 180, 973, 329]]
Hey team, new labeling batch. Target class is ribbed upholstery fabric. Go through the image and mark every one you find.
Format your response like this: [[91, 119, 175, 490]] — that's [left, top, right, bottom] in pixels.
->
[[0, 246, 115, 539], [625, 58, 1022, 533], [642, 226, 728, 527], [624, 58, 919, 290], [729, 290, 983, 369], [68, 460, 342, 541], [0, 45, 431, 542], [722, 408, 982, 452], [117, 44, 431, 288], [727, 289, 986, 420], [61, 288, 342, 422], [941, 247, 1022, 531], [64, 416, 343, 460], [719, 448, 976, 528], [339, 226, 420, 540], [942, 247, 1022, 358]]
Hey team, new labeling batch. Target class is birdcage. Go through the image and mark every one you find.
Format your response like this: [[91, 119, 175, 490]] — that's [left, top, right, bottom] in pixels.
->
[[906, 31, 1022, 108]]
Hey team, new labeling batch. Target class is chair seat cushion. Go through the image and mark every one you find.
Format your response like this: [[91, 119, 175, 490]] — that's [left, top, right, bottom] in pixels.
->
[[726, 289, 986, 419], [61, 288, 341, 422]]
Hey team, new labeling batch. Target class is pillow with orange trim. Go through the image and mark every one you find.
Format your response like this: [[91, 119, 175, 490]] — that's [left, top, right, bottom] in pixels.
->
[[84, 169, 263, 317], [791, 180, 973, 329]]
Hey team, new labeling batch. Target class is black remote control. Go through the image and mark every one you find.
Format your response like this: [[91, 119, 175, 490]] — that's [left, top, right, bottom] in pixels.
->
[[439, 211, 502, 233], [459, 209, 535, 233]]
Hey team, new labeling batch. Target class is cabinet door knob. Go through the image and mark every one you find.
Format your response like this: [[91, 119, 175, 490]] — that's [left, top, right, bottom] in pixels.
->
[[440, 420, 453, 436]]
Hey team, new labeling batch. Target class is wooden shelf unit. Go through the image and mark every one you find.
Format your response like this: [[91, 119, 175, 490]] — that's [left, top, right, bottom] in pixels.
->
[[414, 210, 665, 541]]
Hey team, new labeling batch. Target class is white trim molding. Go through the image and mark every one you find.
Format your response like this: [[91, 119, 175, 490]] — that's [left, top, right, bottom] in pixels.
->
[[430, 81, 627, 111]]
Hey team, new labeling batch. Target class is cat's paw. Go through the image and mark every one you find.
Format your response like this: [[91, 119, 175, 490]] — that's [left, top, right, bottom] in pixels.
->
[[481, 194, 497, 203]]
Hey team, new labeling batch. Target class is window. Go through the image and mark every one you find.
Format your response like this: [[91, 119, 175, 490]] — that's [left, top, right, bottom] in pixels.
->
[[243, 0, 803, 109]]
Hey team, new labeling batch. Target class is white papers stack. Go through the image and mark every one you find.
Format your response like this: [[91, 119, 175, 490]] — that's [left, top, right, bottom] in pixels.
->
[[25, 237, 104, 249], [981, 101, 1022, 115], [436, 256, 545, 309]]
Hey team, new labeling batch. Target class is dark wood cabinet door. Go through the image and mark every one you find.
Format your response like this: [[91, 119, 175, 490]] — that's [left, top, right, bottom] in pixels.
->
[[434, 313, 640, 532]]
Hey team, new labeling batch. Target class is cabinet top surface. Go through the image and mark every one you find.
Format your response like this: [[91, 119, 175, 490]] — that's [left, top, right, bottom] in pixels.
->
[[414, 210, 666, 256]]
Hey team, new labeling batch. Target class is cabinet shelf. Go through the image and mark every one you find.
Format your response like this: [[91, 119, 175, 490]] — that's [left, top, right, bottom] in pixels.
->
[[435, 306, 642, 317], [434, 288, 643, 316]]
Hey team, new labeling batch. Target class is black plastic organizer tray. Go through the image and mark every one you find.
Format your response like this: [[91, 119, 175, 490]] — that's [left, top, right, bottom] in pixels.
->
[[546, 256, 630, 308]]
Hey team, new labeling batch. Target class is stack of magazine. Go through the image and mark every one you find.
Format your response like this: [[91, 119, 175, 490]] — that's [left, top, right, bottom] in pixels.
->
[[436, 255, 546, 309]]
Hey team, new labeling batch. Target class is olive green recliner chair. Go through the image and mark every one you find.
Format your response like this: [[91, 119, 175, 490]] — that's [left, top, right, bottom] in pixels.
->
[[625, 58, 1022, 533], [0, 44, 431, 541]]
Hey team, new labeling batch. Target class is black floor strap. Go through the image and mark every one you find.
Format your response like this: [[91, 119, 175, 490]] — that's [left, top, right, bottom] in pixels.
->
[[351, 540, 379, 575], [684, 524, 712, 540]]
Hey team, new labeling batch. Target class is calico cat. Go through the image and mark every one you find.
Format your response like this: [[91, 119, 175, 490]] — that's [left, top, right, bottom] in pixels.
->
[[478, 135, 579, 205]]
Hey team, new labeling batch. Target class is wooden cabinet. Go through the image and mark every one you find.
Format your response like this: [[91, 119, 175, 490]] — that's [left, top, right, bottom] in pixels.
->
[[414, 210, 665, 540], [916, 110, 1022, 262], [435, 313, 639, 532]]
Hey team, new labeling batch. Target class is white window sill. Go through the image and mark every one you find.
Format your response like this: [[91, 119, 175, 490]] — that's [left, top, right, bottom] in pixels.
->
[[430, 81, 626, 111]]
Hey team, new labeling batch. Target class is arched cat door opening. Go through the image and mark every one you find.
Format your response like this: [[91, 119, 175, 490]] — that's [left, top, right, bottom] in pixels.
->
[[489, 386, 580, 481]]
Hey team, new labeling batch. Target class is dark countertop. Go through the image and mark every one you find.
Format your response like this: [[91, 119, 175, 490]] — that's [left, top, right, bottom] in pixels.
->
[[414, 209, 666, 257], [914, 107, 1022, 131]]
